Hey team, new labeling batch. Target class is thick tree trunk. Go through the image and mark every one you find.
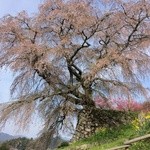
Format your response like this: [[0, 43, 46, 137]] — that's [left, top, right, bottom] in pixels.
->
[[73, 106, 134, 141]]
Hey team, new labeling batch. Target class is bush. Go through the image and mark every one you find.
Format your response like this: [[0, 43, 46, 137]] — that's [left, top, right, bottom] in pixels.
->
[[57, 141, 69, 148], [112, 98, 142, 112], [0, 137, 31, 150], [132, 112, 150, 136], [0, 143, 9, 150], [94, 97, 142, 112]]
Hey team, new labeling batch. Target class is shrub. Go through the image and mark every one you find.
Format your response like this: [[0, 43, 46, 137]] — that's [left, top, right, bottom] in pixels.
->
[[112, 98, 142, 112], [57, 141, 69, 148], [0, 143, 9, 150], [94, 97, 142, 112], [132, 112, 150, 135]]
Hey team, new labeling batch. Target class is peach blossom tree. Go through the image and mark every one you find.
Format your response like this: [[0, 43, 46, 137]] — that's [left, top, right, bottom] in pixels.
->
[[94, 97, 142, 112]]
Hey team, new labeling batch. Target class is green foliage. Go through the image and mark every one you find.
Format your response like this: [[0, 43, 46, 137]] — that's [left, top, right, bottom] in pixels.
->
[[83, 124, 133, 144], [129, 140, 150, 150], [0, 143, 9, 150], [132, 112, 150, 136], [58, 123, 150, 150], [59, 124, 135, 150], [58, 141, 69, 148], [0, 137, 31, 150]]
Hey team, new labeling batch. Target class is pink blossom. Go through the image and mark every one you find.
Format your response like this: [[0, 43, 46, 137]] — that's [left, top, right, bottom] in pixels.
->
[[94, 97, 142, 112]]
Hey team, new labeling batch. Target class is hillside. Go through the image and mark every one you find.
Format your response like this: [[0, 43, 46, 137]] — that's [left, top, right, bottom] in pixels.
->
[[0, 132, 15, 142], [58, 124, 150, 150]]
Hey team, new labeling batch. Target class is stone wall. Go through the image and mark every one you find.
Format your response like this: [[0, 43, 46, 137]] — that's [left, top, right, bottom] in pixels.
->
[[73, 106, 135, 141]]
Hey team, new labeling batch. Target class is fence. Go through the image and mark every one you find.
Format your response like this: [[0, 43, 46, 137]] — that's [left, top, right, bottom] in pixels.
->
[[107, 134, 150, 150]]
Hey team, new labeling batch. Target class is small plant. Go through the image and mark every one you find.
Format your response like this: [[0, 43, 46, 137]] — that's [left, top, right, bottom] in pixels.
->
[[95, 127, 107, 133], [57, 141, 69, 148], [132, 112, 150, 135]]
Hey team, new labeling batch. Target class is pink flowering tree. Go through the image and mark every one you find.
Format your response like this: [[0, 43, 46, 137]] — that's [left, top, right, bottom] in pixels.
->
[[112, 98, 142, 112], [95, 97, 142, 112]]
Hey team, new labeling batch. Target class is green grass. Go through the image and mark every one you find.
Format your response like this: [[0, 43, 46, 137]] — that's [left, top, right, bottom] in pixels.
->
[[58, 124, 150, 150]]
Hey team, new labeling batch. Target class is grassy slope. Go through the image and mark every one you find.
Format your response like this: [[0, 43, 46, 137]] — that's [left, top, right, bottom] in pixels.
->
[[58, 124, 150, 150]]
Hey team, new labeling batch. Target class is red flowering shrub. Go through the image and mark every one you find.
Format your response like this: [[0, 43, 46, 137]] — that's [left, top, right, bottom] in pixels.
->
[[94, 97, 142, 112], [112, 98, 142, 112]]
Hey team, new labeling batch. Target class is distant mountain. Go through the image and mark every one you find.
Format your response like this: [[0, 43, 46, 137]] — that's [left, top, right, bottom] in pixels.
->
[[0, 132, 17, 142]]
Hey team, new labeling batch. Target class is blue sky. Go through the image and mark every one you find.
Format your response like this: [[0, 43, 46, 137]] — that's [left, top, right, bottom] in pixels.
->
[[0, 0, 42, 16], [0, 0, 43, 138]]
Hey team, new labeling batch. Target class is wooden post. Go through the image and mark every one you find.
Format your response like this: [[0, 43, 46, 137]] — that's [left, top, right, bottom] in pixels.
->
[[124, 134, 150, 145], [107, 145, 130, 150]]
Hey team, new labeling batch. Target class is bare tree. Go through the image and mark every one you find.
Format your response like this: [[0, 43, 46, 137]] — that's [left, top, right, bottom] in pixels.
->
[[0, 0, 150, 149]]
